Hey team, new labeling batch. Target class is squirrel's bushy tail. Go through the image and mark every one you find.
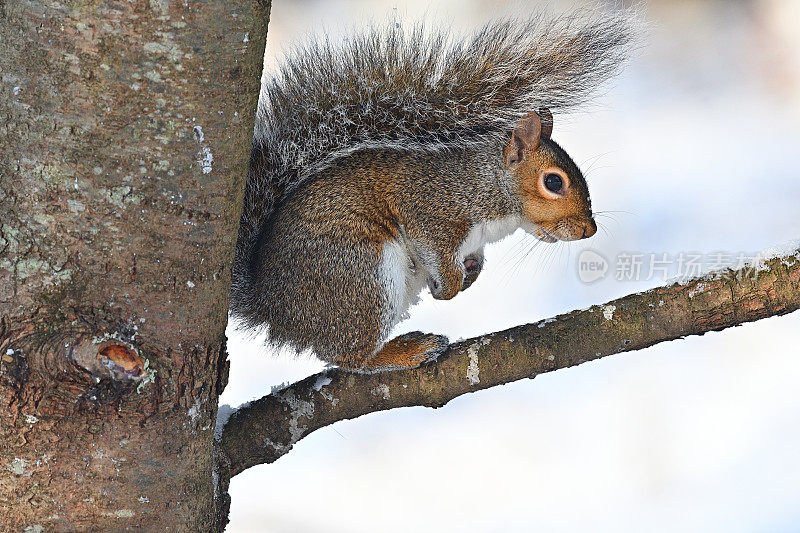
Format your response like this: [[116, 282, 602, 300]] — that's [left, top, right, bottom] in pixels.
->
[[231, 9, 636, 319]]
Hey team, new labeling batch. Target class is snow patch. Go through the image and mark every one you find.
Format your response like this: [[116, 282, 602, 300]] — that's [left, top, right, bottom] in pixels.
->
[[688, 282, 708, 298], [276, 389, 314, 443], [193, 125, 213, 173], [270, 381, 291, 394], [312, 374, 332, 391], [466, 342, 483, 385], [214, 403, 236, 441], [265, 438, 291, 454], [749, 240, 800, 272], [187, 398, 203, 424], [200, 147, 214, 174], [466, 353, 480, 384]]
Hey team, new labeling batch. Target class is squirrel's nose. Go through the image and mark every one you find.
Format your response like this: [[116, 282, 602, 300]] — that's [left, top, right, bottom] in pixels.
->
[[582, 219, 597, 239]]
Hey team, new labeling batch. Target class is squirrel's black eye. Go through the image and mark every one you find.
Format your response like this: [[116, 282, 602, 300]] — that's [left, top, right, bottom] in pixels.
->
[[543, 173, 564, 194]]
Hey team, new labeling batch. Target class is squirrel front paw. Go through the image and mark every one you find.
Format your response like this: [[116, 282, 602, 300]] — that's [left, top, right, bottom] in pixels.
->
[[461, 253, 484, 290], [429, 255, 468, 300], [429, 275, 462, 300]]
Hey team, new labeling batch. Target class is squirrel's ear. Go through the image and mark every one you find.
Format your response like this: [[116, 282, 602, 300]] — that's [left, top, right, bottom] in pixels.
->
[[539, 108, 553, 138], [505, 112, 542, 169]]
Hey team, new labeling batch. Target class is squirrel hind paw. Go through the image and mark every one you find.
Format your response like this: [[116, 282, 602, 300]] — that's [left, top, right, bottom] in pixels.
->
[[352, 332, 449, 373]]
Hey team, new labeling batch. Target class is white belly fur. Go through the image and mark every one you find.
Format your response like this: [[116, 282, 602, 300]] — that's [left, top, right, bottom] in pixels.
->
[[456, 215, 522, 260], [378, 215, 522, 338], [378, 238, 430, 340]]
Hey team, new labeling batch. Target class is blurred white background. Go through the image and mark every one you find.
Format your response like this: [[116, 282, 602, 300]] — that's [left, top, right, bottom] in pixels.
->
[[221, 0, 800, 531]]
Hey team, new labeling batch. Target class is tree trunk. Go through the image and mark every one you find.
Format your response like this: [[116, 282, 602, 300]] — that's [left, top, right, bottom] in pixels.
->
[[0, 1, 269, 530], [3, 2, 799, 531]]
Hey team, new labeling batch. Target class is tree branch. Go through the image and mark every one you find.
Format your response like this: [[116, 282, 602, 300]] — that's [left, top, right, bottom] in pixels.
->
[[218, 243, 800, 476]]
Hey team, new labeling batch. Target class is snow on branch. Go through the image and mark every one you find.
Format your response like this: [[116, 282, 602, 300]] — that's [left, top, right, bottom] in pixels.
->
[[218, 243, 800, 477]]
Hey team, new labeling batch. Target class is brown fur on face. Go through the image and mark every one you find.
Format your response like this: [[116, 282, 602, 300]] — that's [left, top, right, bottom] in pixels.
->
[[503, 111, 596, 241]]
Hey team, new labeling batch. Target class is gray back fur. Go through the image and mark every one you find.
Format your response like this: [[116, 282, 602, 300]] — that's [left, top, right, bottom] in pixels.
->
[[230, 8, 636, 319]]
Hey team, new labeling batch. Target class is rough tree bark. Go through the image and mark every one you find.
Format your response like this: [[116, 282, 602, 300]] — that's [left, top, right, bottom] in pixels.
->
[[2, 2, 799, 532], [0, 1, 269, 531]]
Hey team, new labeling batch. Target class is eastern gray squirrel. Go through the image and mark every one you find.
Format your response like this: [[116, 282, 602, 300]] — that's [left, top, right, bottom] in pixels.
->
[[230, 10, 634, 370]]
